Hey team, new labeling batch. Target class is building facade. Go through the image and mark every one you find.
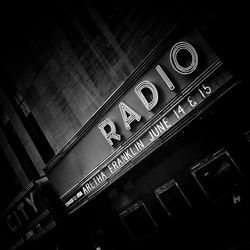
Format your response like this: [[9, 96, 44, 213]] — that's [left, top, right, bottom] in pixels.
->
[[0, 1, 249, 250]]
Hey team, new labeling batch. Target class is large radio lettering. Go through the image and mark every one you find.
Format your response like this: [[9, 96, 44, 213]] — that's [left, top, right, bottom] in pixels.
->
[[98, 41, 198, 146]]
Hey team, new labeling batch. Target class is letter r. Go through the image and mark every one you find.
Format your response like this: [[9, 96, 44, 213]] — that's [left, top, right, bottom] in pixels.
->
[[98, 118, 121, 146]]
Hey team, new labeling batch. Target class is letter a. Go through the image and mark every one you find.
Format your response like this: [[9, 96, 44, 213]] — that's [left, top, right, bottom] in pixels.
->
[[119, 102, 141, 130], [134, 80, 159, 111], [98, 118, 121, 146]]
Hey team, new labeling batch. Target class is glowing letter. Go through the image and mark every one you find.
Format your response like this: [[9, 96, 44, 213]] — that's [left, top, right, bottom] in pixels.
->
[[134, 80, 159, 111], [119, 102, 141, 130], [170, 41, 198, 75], [155, 65, 175, 90], [98, 118, 121, 146]]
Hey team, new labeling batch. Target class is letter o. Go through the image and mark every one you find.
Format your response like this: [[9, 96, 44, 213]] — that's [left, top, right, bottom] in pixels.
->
[[170, 41, 198, 75]]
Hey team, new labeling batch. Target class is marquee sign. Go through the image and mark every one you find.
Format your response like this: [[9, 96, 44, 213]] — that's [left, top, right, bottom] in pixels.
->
[[0, 179, 56, 250], [45, 25, 238, 214], [98, 41, 199, 147], [64, 66, 234, 209]]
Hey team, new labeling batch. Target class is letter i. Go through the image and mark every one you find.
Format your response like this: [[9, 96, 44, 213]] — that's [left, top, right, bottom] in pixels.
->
[[155, 65, 175, 90]]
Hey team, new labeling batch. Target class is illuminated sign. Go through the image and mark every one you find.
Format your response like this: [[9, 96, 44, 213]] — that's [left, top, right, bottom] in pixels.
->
[[45, 26, 238, 213], [6, 191, 39, 232], [64, 66, 234, 208], [98, 41, 198, 146], [0, 180, 56, 250]]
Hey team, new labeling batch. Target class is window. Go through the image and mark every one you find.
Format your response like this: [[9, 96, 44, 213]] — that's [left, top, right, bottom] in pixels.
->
[[155, 179, 191, 219], [190, 149, 243, 201], [119, 200, 157, 241]]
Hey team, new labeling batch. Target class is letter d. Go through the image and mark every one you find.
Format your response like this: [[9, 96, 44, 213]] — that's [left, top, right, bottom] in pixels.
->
[[134, 80, 158, 111]]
